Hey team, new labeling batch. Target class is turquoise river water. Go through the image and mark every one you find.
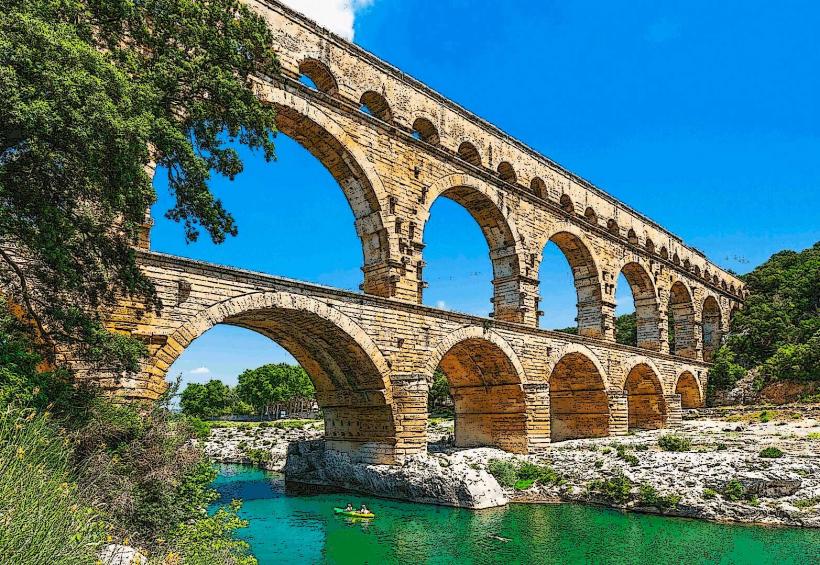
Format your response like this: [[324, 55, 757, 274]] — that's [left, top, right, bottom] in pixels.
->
[[212, 464, 819, 564]]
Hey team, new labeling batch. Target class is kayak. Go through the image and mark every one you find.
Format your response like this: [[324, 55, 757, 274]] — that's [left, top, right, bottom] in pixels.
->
[[333, 507, 375, 519]]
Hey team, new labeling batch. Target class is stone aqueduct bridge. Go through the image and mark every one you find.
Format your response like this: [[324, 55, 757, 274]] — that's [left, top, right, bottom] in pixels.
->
[[98, 0, 745, 464]]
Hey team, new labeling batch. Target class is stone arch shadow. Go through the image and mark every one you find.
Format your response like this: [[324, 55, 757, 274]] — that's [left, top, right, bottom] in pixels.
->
[[425, 326, 529, 453], [548, 344, 611, 441], [622, 358, 668, 431]]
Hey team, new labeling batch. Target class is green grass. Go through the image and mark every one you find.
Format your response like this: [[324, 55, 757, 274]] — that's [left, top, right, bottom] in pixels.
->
[[702, 488, 718, 500], [806, 432, 820, 440], [209, 418, 321, 430], [613, 444, 639, 466], [0, 409, 106, 564]]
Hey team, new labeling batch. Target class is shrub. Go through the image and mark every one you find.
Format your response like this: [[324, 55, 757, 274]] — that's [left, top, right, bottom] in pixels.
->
[[488, 459, 518, 488], [723, 479, 746, 501], [186, 416, 212, 439], [793, 497, 820, 509], [759, 447, 784, 458], [615, 444, 639, 466], [244, 448, 272, 466], [517, 461, 558, 485], [514, 479, 535, 491], [587, 473, 632, 504], [658, 434, 692, 452], [758, 410, 772, 423], [703, 488, 718, 500], [638, 483, 681, 509], [807, 432, 820, 440], [488, 459, 561, 489], [167, 500, 256, 565], [716, 443, 728, 450]]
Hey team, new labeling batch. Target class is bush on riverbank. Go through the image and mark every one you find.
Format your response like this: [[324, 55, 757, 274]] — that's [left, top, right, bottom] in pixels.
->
[[587, 473, 632, 504], [488, 459, 562, 489]]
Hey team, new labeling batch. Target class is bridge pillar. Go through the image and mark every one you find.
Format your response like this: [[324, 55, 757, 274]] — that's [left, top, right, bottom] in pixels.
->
[[389, 373, 429, 460], [607, 390, 629, 436], [492, 274, 539, 325], [665, 394, 683, 428], [523, 383, 551, 451], [658, 309, 671, 354], [361, 260, 420, 302], [601, 299, 617, 341]]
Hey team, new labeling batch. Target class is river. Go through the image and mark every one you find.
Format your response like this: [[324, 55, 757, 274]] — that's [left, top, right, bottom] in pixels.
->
[[212, 464, 819, 564]]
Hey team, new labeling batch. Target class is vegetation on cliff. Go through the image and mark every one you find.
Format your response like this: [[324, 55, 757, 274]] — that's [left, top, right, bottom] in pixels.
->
[[711, 242, 819, 396]]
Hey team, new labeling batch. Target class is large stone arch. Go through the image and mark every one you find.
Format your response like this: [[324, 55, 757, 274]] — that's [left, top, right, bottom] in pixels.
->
[[548, 345, 610, 441], [425, 327, 528, 453], [148, 291, 398, 463], [676, 370, 704, 408], [538, 225, 605, 338], [420, 173, 527, 323], [256, 84, 401, 299], [623, 361, 668, 430], [616, 261, 661, 350]]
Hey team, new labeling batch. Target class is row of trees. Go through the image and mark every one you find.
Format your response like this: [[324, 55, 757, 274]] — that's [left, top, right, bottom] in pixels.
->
[[180, 363, 316, 419]]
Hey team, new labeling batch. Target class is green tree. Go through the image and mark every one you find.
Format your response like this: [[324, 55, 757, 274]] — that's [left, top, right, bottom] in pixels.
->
[[236, 363, 315, 418], [615, 312, 637, 347], [179, 379, 233, 418], [428, 370, 451, 410], [0, 0, 278, 369]]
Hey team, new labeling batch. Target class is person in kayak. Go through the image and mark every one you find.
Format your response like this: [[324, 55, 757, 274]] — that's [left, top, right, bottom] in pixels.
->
[[345, 503, 354, 512], [359, 503, 369, 514]]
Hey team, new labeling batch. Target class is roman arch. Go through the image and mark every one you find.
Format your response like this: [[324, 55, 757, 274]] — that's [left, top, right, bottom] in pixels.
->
[[63, 0, 744, 464]]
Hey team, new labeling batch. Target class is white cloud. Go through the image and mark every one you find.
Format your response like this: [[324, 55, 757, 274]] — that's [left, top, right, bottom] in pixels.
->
[[435, 300, 449, 311], [190, 366, 210, 375], [280, 0, 374, 41]]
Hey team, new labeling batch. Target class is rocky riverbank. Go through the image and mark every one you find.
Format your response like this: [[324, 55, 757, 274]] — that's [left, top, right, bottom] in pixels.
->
[[201, 408, 820, 527]]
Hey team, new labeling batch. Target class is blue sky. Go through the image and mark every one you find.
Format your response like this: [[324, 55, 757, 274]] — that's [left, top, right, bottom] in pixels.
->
[[153, 0, 820, 388]]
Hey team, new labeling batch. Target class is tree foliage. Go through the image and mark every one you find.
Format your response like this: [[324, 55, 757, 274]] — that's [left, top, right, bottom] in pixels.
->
[[615, 312, 637, 347], [428, 370, 451, 410], [0, 0, 278, 369], [179, 378, 234, 418], [714, 242, 819, 391], [236, 363, 315, 417]]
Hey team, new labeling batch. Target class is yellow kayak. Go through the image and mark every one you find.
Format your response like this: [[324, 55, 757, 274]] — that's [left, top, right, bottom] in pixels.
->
[[334, 507, 375, 519]]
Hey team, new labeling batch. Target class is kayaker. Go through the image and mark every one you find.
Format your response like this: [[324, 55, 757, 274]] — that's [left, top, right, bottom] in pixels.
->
[[345, 503, 354, 512], [359, 503, 369, 514]]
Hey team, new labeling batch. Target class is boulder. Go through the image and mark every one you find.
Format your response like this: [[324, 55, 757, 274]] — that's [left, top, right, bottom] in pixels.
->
[[284, 440, 508, 509]]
